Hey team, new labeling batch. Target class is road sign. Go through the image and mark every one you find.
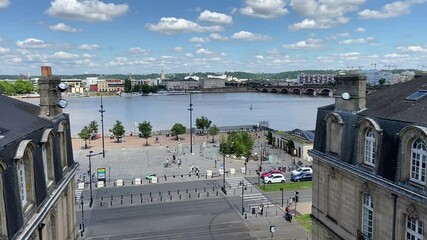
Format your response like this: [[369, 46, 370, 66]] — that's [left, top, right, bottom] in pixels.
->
[[270, 225, 276, 233], [97, 168, 106, 182]]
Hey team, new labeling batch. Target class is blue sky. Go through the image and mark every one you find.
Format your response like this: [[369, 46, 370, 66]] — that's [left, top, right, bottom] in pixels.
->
[[0, 0, 426, 75]]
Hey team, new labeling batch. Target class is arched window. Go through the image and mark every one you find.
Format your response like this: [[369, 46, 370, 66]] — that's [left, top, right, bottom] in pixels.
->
[[364, 129, 376, 166], [0, 160, 8, 238], [57, 122, 68, 171], [410, 139, 426, 184], [361, 194, 374, 239], [41, 129, 55, 188], [325, 113, 343, 155], [15, 140, 36, 212]]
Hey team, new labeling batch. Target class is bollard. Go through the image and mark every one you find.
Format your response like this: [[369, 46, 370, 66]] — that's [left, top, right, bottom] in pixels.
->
[[206, 175, 207, 179], [213, 187, 215, 191], [110, 201, 112, 206], [160, 196, 163, 201], [131, 199, 133, 204], [266, 211, 268, 217], [245, 213, 247, 219], [204, 188, 206, 192], [114, 182, 116, 186], [101, 196, 104, 201], [181, 175, 183, 178], [121, 194, 123, 200], [140, 193, 142, 198], [100, 201, 102, 207], [170, 195, 172, 200], [121, 200, 123, 205], [186, 189, 188, 193], [149, 179, 151, 183], [216, 191, 218, 196], [180, 195, 181, 199], [207, 192, 209, 197], [159, 192, 161, 196], [157, 178, 159, 183], [189, 194, 191, 198], [151, 197, 153, 202], [164, 175, 167, 181], [131, 194, 133, 199], [168, 190, 170, 195], [198, 192, 200, 198], [195, 188, 197, 193], [141, 198, 143, 203], [189, 174, 191, 177], [131, 180, 134, 185], [173, 175, 175, 178], [177, 190, 180, 194]]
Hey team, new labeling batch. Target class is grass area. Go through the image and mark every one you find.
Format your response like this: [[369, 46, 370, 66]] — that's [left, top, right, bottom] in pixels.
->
[[259, 181, 312, 192], [294, 214, 312, 233]]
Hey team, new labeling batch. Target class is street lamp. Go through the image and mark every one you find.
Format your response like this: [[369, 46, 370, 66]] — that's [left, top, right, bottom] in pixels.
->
[[280, 187, 284, 207], [221, 143, 227, 195], [99, 96, 106, 158], [86, 150, 102, 207], [188, 94, 193, 153], [257, 143, 264, 186], [80, 195, 85, 236], [240, 181, 247, 215]]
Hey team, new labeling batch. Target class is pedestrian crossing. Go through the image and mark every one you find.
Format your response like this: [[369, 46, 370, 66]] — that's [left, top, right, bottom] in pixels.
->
[[225, 177, 253, 189], [244, 193, 275, 208]]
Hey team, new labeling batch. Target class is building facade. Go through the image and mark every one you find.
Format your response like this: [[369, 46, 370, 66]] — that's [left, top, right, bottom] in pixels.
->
[[199, 78, 226, 89], [97, 79, 125, 92], [272, 129, 314, 161], [309, 74, 426, 239], [162, 78, 199, 90], [0, 66, 78, 239]]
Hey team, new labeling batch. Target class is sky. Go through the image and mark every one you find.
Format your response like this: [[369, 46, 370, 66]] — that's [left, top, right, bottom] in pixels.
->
[[0, 0, 426, 75]]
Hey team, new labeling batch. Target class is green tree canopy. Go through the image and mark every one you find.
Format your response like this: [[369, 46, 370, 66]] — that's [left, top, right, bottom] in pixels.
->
[[138, 121, 152, 146], [170, 123, 186, 140], [88, 120, 98, 133], [267, 131, 273, 145], [0, 81, 16, 95], [208, 124, 219, 143], [124, 78, 132, 93], [221, 131, 254, 158], [109, 120, 125, 142], [195, 116, 212, 132], [78, 126, 92, 149], [14, 80, 33, 94]]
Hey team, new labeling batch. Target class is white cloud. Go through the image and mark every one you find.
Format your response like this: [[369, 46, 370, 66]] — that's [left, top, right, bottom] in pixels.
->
[[339, 37, 373, 44], [283, 38, 322, 49], [146, 17, 223, 35], [196, 48, 214, 55], [0, 47, 10, 54], [355, 27, 365, 32], [209, 33, 229, 41], [49, 23, 80, 32], [0, 0, 9, 8], [339, 52, 361, 60], [128, 47, 149, 55], [358, 0, 426, 19], [46, 0, 128, 22], [174, 47, 183, 52], [397, 45, 427, 53], [256, 55, 264, 59], [78, 44, 100, 50], [198, 10, 232, 24], [289, 0, 365, 30], [241, 0, 289, 19], [231, 31, 271, 41], [185, 53, 194, 58], [51, 51, 79, 59], [16, 38, 47, 48], [189, 37, 210, 43], [107, 57, 130, 66], [384, 53, 409, 58]]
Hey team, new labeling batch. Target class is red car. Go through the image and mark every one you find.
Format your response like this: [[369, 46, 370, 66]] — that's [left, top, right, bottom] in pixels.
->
[[261, 169, 283, 179]]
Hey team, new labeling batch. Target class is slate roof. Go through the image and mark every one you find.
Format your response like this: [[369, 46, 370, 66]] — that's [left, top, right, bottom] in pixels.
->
[[287, 129, 315, 142], [360, 76, 427, 124], [0, 95, 50, 148]]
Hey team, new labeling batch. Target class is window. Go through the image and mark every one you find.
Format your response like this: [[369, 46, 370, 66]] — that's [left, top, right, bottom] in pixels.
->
[[41, 130, 55, 188], [325, 113, 343, 155], [406, 217, 423, 240], [17, 159, 27, 206], [364, 129, 376, 166], [362, 194, 374, 239], [58, 123, 68, 171], [410, 139, 426, 184], [15, 140, 36, 212]]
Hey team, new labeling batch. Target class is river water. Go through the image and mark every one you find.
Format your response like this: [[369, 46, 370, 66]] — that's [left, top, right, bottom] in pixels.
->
[[22, 93, 334, 136]]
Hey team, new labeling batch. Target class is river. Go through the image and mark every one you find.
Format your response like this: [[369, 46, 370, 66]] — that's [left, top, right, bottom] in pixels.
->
[[21, 92, 334, 136]]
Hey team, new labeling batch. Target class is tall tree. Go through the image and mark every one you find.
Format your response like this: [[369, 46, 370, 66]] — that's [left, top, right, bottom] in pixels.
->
[[124, 78, 132, 93], [170, 123, 186, 140], [78, 126, 92, 149], [88, 120, 98, 134], [223, 131, 254, 157], [109, 120, 125, 143], [195, 116, 212, 137], [138, 121, 152, 146], [267, 131, 273, 145], [208, 125, 219, 143]]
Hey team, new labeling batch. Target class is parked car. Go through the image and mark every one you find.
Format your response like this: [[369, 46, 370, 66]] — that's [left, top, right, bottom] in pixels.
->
[[263, 173, 286, 184], [261, 169, 283, 179], [290, 172, 312, 182], [291, 167, 312, 176], [145, 173, 156, 180]]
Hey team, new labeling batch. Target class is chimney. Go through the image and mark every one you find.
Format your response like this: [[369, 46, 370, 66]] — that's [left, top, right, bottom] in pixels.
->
[[334, 74, 367, 113], [38, 66, 64, 118]]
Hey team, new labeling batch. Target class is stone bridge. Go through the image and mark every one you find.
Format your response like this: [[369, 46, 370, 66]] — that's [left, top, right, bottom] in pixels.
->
[[253, 86, 335, 96]]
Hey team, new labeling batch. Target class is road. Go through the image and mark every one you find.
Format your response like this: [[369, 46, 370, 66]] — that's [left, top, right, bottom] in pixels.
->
[[77, 179, 312, 239]]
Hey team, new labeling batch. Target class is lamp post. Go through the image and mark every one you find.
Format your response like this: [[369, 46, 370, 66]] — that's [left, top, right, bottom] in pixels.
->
[[86, 151, 102, 207], [80, 195, 85, 236], [99, 96, 106, 158], [240, 181, 247, 215], [280, 187, 284, 207], [188, 94, 193, 153], [221, 143, 227, 195]]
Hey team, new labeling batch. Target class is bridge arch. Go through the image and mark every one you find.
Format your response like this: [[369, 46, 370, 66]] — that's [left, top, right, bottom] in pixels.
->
[[279, 88, 289, 94], [303, 88, 315, 95], [318, 88, 332, 96], [291, 88, 302, 94], [270, 88, 278, 93]]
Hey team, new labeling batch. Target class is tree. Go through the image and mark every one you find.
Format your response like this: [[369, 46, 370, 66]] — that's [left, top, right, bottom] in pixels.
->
[[124, 78, 132, 93], [170, 123, 186, 140], [78, 126, 92, 149], [222, 131, 254, 158], [88, 120, 98, 139], [0, 81, 16, 95], [379, 78, 386, 87], [208, 125, 219, 143], [109, 120, 125, 142], [138, 121, 152, 146], [267, 131, 273, 145], [14, 80, 33, 94], [195, 116, 212, 138]]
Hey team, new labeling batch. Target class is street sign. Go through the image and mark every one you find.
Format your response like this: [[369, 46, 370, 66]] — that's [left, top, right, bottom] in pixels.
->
[[97, 168, 106, 182]]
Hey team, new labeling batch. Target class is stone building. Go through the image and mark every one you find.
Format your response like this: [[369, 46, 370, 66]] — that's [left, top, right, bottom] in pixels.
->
[[199, 78, 225, 89], [0, 66, 78, 239], [309, 74, 426, 239], [162, 78, 199, 90], [272, 129, 314, 161]]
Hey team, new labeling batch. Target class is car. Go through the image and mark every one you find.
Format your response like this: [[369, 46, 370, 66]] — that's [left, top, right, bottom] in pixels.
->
[[263, 173, 286, 184], [290, 172, 312, 182], [291, 167, 312, 176], [145, 173, 156, 180], [261, 169, 283, 179]]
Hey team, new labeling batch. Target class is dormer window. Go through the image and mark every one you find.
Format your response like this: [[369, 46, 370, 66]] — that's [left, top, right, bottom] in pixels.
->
[[356, 118, 382, 170], [364, 129, 376, 166], [410, 139, 426, 185]]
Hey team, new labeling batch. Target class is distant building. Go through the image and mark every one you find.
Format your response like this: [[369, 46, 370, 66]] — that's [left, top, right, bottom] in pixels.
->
[[355, 69, 393, 86], [162, 78, 199, 90], [97, 79, 125, 92], [309, 74, 427, 239], [199, 78, 225, 89], [61, 78, 84, 94], [0, 66, 78, 239], [272, 129, 314, 161], [298, 73, 335, 85]]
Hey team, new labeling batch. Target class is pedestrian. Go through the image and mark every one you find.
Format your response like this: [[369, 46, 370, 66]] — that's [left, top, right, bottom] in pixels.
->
[[191, 163, 194, 173]]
